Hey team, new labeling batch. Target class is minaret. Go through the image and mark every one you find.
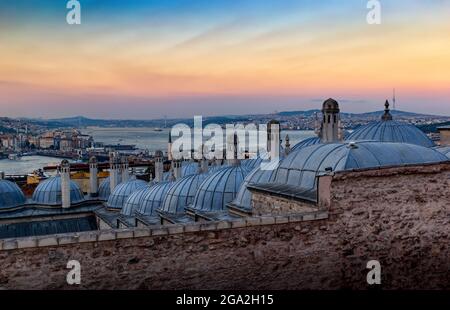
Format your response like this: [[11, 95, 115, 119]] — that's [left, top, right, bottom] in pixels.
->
[[173, 159, 182, 180], [121, 156, 130, 182], [154, 150, 164, 182], [109, 154, 120, 192], [381, 100, 393, 121], [284, 134, 291, 156], [60, 160, 71, 209], [89, 156, 98, 197], [319, 98, 342, 143], [167, 132, 173, 161]]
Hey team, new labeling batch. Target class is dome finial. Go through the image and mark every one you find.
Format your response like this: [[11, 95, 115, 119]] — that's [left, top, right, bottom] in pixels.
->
[[381, 100, 393, 121]]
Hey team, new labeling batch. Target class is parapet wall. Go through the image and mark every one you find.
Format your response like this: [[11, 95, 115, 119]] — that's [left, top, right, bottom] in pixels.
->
[[0, 163, 449, 289]]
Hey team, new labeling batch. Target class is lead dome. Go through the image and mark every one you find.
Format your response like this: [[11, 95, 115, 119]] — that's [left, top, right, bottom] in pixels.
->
[[32, 176, 84, 206], [0, 179, 26, 209]]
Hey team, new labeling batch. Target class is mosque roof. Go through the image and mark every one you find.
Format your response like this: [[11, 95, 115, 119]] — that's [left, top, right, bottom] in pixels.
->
[[137, 181, 173, 216], [269, 141, 448, 191], [121, 186, 151, 216], [0, 180, 26, 209], [190, 165, 251, 212], [435, 146, 450, 158], [106, 179, 148, 209], [160, 173, 210, 214], [32, 176, 84, 206]]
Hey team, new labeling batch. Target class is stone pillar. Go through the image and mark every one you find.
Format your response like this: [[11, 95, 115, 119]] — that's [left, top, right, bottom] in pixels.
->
[[60, 160, 71, 209], [173, 160, 182, 180], [154, 150, 164, 182], [89, 156, 98, 197]]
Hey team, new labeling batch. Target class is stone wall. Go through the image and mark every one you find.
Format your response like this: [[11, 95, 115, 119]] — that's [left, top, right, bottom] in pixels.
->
[[0, 163, 449, 290], [251, 192, 316, 215]]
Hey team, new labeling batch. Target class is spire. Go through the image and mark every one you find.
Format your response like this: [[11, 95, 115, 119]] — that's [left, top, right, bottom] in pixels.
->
[[168, 131, 172, 143], [393, 88, 396, 110], [381, 100, 393, 121]]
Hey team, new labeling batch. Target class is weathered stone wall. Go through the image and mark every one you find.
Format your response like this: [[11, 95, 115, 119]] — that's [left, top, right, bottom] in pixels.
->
[[0, 163, 449, 290], [251, 192, 316, 215]]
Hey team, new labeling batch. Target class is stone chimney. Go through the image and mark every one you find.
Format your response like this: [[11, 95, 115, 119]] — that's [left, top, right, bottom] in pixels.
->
[[121, 157, 130, 183], [173, 160, 182, 180], [109, 154, 120, 192], [154, 150, 164, 182], [60, 160, 71, 209], [89, 156, 98, 197], [167, 132, 173, 161]]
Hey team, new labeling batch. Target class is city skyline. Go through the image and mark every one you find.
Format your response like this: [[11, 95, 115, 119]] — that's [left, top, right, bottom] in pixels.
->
[[1, 1, 450, 118]]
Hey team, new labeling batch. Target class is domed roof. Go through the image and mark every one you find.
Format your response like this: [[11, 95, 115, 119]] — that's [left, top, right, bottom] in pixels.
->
[[291, 137, 321, 152], [0, 180, 26, 209], [230, 161, 279, 210], [107, 179, 148, 209], [435, 146, 450, 158], [345, 121, 434, 147], [270, 141, 448, 190], [161, 173, 210, 214], [121, 186, 150, 216], [32, 176, 84, 206], [137, 181, 173, 216], [191, 165, 251, 212], [345, 102, 434, 147]]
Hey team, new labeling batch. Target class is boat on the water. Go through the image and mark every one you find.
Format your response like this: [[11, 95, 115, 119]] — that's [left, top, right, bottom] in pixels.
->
[[8, 154, 21, 161]]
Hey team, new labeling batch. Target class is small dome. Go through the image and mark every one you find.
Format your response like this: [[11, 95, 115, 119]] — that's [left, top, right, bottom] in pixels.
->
[[155, 150, 164, 158], [0, 180, 26, 209], [346, 121, 434, 147], [32, 176, 84, 206], [230, 162, 279, 210], [182, 161, 199, 177], [121, 186, 150, 216], [137, 181, 173, 216], [270, 141, 448, 191], [161, 173, 210, 214], [191, 165, 251, 212], [291, 137, 321, 152], [107, 179, 148, 209], [98, 175, 123, 200], [89, 156, 98, 164]]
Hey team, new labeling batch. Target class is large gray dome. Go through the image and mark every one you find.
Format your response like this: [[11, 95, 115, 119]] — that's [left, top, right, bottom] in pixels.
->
[[137, 181, 173, 216], [160, 173, 210, 214], [271, 141, 448, 191], [32, 176, 84, 206], [345, 121, 434, 147], [0, 180, 26, 209], [191, 165, 251, 212], [121, 186, 151, 216], [230, 161, 279, 210], [107, 179, 147, 209]]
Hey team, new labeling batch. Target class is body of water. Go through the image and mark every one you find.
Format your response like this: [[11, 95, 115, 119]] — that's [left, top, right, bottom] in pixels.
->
[[0, 156, 73, 175], [0, 128, 316, 175], [83, 127, 316, 153]]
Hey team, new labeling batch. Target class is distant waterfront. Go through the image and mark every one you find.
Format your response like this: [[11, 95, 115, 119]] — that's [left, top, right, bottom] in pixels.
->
[[0, 128, 316, 175], [0, 156, 74, 175], [82, 127, 316, 152]]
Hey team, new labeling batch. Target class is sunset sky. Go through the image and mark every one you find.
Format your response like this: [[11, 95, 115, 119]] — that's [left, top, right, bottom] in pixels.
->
[[0, 0, 449, 119]]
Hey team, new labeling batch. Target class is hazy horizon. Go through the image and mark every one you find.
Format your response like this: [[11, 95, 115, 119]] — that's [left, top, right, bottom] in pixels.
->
[[1, 1, 450, 118]]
